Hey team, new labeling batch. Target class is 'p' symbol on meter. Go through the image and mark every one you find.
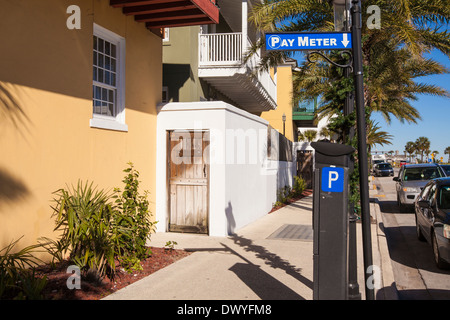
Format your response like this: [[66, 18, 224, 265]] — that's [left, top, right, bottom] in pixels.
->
[[268, 35, 281, 49], [321, 167, 344, 192]]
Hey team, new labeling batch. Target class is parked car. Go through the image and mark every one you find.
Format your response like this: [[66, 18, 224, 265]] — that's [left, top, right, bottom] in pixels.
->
[[414, 177, 450, 269], [394, 163, 446, 212], [372, 159, 385, 166], [372, 162, 394, 177], [439, 164, 450, 176], [400, 160, 409, 166]]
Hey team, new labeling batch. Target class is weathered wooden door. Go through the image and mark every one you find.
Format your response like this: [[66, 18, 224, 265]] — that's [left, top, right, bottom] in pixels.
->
[[297, 151, 313, 189], [168, 130, 209, 234]]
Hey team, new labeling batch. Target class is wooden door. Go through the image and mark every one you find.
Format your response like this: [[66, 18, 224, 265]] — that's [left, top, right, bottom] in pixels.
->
[[168, 130, 209, 234], [297, 151, 313, 189]]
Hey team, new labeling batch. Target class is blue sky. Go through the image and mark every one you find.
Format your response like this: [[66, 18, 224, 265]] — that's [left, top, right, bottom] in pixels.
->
[[371, 50, 450, 161], [293, 49, 450, 162]]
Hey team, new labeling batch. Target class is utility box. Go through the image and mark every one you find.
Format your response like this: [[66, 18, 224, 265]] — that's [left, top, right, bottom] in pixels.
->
[[311, 141, 355, 300]]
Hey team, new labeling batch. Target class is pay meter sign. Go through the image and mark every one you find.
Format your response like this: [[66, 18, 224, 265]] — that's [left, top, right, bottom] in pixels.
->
[[321, 167, 344, 193]]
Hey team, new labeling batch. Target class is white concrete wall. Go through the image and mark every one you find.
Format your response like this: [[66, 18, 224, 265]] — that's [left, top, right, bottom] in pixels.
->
[[277, 160, 296, 190], [156, 101, 282, 237]]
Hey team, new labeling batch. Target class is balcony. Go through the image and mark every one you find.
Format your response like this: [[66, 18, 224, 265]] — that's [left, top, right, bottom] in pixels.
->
[[198, 32, 277, 114], [293, 99, 317, 127], [110, 0, 219, 29]]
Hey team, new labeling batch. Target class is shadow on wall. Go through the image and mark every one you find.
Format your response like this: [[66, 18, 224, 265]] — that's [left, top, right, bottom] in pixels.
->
[[0, 83, 29, 130], [225, 201, 235, 236], [163, 64, 192, 103], [0, 167, 29, 208], [0, 83, 31, 207]]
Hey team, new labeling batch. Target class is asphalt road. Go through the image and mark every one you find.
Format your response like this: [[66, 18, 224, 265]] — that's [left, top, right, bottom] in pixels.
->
[[373, 170, 450, 299]]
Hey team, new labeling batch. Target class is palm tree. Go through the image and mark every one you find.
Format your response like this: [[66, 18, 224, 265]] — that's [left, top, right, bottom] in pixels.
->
[[414, 136, 430, 163], [248, 0, 450, 125], [303, 129, 318, 142], [366, 119, 393, 155], [445, 146, 450, 162], [404, 141, 416, 162], [319, 126, 334, 141]]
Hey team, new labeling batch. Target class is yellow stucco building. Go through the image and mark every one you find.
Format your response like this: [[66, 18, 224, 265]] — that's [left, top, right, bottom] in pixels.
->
[[260, 59, 298, 142], [0, 0, 218, 253]]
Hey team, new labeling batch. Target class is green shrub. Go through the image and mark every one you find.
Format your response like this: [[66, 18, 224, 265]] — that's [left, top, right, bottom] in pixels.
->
[[112, 162, 156, 273], [276, 185, 292, 206], [48, 163, 156, 278], [50, 180, 117, 280], [0, 237, 47, 300], [292, 176, 306, 197]]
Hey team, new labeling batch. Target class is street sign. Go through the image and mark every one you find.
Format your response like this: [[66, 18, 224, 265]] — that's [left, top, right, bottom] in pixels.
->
[[265, 32, 352, 51], [321, 167, 344, 192]]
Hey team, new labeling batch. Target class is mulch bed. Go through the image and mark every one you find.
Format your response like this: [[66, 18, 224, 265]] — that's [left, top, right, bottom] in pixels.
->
[[36, 247, 191, 300]]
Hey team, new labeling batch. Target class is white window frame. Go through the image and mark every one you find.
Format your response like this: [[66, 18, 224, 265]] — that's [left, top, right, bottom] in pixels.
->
[[90, 23, 128, 132]]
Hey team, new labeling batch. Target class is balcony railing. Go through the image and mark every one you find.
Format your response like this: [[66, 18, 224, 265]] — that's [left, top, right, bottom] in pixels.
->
[[198, 32, 277, 112], [199, 33, 243, 66]]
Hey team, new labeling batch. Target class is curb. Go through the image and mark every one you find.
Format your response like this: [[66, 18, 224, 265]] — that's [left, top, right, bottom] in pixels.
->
[[369, 176, 399, 300]]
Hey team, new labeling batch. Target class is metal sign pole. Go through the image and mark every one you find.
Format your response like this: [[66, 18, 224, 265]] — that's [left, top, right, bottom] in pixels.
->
[[351, 0, 375, 300]]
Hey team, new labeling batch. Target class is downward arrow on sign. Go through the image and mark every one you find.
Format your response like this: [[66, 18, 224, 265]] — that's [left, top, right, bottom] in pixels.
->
[[342, 33, 350, 47]]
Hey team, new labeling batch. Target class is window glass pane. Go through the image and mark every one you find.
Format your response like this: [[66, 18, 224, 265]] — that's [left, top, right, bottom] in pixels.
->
[[94, 36, 97, 50], [105, 71, 110, 85], [98, 69, 104, 83], [111, 58, 116, 72], [93, 67, 97, 82], [105, 57, 110, 71], [98, 38, 104, 53], [105, 42, 110, 56], [93, 52, 97, 66], [98, 54, 104, 69], [440, 187, 450, 209], [111, 44, 116, 58], [95, 86, 101, 99], [111, 73, 116, 86]]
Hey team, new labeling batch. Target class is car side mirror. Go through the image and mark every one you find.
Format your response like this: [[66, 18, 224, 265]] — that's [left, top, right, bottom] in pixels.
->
[[393, 177, 399, 181], [418, 199, 430, 208]]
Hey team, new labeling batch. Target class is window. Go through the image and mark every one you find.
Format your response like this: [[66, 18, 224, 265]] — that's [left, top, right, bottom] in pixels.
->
[[90, 24, 127, 132], [162, 86, 169, 103], [403, 167, 443, 181]]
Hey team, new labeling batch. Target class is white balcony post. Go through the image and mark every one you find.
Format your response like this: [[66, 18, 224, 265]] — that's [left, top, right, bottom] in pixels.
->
[[242, 0, 248, 53]]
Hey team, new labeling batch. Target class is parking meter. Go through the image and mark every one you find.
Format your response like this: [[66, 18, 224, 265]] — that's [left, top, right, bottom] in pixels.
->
[[311, 141, 355, 300]]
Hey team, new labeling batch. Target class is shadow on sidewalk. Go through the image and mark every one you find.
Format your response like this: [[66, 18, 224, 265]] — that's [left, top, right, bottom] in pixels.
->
[[216, 234, 313, 299]]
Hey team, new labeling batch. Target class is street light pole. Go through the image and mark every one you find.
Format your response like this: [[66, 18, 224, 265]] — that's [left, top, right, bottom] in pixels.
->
[[351, 0, 375, 300]]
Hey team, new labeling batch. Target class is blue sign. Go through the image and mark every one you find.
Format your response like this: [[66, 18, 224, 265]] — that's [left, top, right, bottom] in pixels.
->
[[265, 32, 352, 51], [321, 167, 344, 193]]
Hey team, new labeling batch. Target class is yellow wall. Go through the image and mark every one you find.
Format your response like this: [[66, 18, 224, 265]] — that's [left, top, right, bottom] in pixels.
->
[[0, 0, 161, 253], [260, 64, 295, 142]]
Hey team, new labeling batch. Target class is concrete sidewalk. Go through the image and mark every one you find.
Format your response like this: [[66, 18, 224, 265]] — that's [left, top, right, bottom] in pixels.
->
[[103, 192, 398, 300]]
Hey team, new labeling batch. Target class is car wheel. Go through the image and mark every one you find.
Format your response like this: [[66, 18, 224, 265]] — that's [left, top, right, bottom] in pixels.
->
[[415, 215, 426, 242], [432, 230, 450, 269]]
